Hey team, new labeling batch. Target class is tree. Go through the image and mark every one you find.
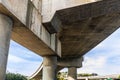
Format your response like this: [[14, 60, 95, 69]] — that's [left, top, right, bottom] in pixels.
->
[[5, 73, 27, 80], [118, 75, 120, 79], [57, 72, 65, 80], [91, 73, 98, 76]]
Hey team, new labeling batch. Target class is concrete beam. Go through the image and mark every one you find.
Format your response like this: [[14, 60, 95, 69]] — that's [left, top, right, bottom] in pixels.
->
[[0, 0, 28, 24], [42, 0, 98, 33], [0, 0, 61, 56], [43, 0, 120, 33], [0, 14, 13, 80], [42, 13, 63, 33], [49, 0, 120, 57], [25, 0, 59, 55], [56, 0, 120, 24], [42, 0, 97, 23], [12, 26, 55, 56], [58, 57, 83, 68]]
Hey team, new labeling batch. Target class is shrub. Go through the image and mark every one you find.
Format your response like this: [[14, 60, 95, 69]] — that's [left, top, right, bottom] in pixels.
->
[[5, 73, 27, 80]]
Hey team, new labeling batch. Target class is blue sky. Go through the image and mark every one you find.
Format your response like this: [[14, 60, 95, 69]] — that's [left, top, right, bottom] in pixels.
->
[[7, 28, 120, 76], [7, 40, 42, 76], [78, 28, 120, 75]]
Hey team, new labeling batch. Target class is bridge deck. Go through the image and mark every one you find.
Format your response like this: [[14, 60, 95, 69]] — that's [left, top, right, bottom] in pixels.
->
[[46, 0, 120, 58]]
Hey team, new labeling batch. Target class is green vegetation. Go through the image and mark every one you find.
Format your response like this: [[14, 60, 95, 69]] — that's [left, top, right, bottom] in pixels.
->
[[118, 75, 120, 79], [57, 72, 65, 80], [5, 73, 27, 80]]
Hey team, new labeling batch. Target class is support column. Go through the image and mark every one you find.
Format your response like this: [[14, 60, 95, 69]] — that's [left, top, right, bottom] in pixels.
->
[[68, 67, 77, 80], [0, 14, 13, 80], [43, 56, 57, 80]]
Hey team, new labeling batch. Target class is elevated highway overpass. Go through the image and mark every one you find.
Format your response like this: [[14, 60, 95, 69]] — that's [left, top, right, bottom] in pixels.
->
[[0, 0, 120, 80]]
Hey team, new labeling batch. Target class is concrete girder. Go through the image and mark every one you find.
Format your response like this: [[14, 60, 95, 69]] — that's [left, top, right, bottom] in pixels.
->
[[56, 0, 120, 24], [58, 57, 83, 68], [42, 0, 99, 33], [42, 0, 97, 23], [44, 0, 120, 57], [0, 0, 61, 56], [47, 0, 120, 33]]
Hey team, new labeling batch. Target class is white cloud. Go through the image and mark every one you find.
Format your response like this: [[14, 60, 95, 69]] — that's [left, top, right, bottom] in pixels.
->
[[84, 56, 106, 68], [7, 44, 42, 76], [9, 40, 42, 60], [77, 56, 107, 74], [6, 40, 43, 76], [8, 54, 27, 63], [7, 54, 42, 76], [78, 28, 120, 75]]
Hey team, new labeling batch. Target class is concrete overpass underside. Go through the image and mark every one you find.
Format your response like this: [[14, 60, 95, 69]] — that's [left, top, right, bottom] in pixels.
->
[[0, 0, 120, 80], [50, 0, 120, 58]]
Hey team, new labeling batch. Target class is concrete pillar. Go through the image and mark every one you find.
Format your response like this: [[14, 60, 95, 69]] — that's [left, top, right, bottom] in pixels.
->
[[68, 67, 77, 80], [0, 14, 13, 80], [42, 56, 57, 80], [86, 77, 88, 80]]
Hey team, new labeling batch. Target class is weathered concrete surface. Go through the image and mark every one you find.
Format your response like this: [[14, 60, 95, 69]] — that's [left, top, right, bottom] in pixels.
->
[[30, 0, 120, 79], [42, 0, 99, 33], [0, 0, 61, 56], [0, 14, 12, 80], [29, 57, 83, 80], [1, 0, 120, 80], [1, 0, 28, 24], [31, 0, 41, 13], [43, 56, 57, 80], [58, 57, 83, 68], [42, 0, 97, 23], [68, 67, 77, 80], [45, 0, 120, 58]]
